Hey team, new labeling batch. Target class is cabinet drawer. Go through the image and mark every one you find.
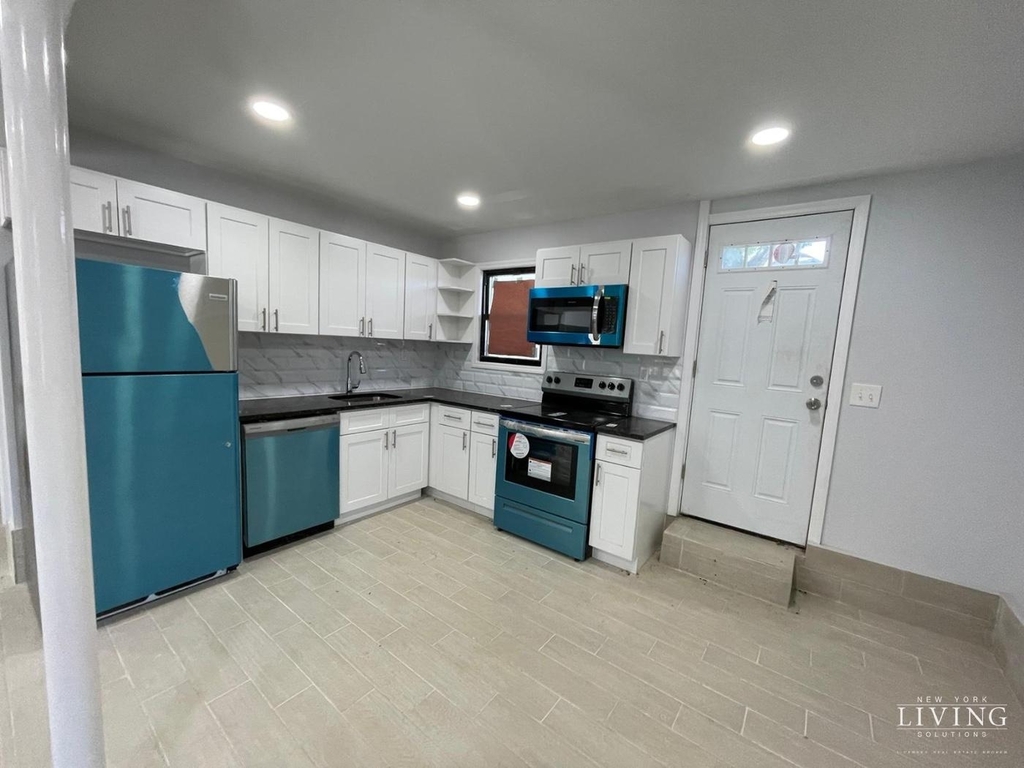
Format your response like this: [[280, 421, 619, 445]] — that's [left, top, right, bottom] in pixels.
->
[[596, 435, 643, 469], [494, 497, 587, 561], [469, 410, 499, 436], [390, 404, 429, 426], [433, 405, 470, 429], [339, 408, 389, 435]]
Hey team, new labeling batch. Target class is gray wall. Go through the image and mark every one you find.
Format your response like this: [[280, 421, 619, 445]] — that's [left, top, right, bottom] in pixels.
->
[[69, 129, 444, 258], [713, 155, 1024, 613]]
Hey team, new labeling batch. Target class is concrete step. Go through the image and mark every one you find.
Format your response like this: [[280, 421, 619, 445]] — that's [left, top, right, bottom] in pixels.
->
[[659, 516, 797, 606]]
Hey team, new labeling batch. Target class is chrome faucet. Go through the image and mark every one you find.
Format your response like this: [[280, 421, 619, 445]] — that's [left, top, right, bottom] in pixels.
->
[[345, 351, 367, 395]]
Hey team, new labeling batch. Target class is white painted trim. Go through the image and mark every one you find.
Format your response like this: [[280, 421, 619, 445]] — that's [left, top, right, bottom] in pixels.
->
[[667, 200, 711, 516], [425, 487, 495, 520], [673, 196, 872, 548]]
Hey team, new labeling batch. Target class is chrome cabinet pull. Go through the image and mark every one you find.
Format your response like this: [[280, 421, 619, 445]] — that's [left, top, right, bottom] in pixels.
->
[[462, 432, 467, 451], [384, 434, 388, 452], [428, 323, 433, 340], [491, 438, 496, 459], [122, 205, 133, 236], [570, 263, 576, 285], [473, 420, 490, 428], [261, 308, 267, 331], [658, 330, 665, 354], [579, 264, 586, 284], [606, 446, 629, 456], [368, 318, 373, 337], [595, 464, 602, 486], [392, 429, 397, 448], [102, 201, 113, 233], [274, 309, 279, 332], [443, 414, 461, 422]]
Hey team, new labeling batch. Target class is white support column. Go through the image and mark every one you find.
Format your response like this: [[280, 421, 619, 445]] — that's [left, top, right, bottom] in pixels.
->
[[0, 0, 105, 765]]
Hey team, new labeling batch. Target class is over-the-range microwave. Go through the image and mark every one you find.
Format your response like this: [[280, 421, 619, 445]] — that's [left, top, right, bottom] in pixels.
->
[[526, 284, 627, 348]]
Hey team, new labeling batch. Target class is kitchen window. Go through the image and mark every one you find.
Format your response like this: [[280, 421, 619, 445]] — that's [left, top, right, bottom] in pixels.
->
[[479, 267, 542, 367]]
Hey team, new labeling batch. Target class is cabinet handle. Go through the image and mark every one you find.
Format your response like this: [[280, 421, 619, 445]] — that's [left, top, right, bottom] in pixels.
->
[[443, 414, 461, 422], [570, 263, 576, 285], [122, 205, 133, 236], [384, 433, 388, 452], [579, 264, 586, 284], [274, 309, 279, 332], [595, 464, 602, 486], [102, 201, 113, 233], [368, 318, 373, 337], [462, 432, 467, 451], [473, 421, 490, 428], [606, 447, 629, 456], [428, 323, 433, 340], [491, 438, 496, 458], [261, 308, 267, 331], [359, 317, 365, 336], [392, 429, 397, 449], [658, 330, 665, 354]]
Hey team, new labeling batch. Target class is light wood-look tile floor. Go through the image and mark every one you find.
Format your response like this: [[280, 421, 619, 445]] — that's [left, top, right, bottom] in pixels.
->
[[4, 497, 1023, 767]]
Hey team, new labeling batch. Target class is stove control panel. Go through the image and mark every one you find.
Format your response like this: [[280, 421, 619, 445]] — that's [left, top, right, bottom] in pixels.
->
[[542, 373, 633, 401]]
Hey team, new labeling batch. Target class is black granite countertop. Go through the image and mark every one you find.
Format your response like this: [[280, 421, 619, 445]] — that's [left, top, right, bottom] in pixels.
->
[[240, 388, 676, 441], [595, 416, 676, 441], [238, 388, 537, 424]]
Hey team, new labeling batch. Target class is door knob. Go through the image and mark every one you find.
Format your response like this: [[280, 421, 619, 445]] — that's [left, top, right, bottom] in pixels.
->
[[810, 375, 824, 387], [805, 398, 822, 411]]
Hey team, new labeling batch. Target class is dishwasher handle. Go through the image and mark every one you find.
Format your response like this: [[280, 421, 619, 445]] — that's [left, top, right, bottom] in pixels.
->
[[243, 414, 340, 437]]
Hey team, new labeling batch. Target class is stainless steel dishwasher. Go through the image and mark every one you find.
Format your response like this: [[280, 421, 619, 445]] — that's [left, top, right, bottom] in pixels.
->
[[242, 414, 340, 552]]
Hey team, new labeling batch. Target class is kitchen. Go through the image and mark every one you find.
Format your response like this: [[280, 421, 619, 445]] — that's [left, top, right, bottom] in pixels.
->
[[1, 2, 1024, 767]]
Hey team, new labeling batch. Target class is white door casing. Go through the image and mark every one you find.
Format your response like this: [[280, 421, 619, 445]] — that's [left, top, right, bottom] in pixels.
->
[[319, 231, 366, 337], [269, 219, 319, 335], [682, 211, 853, 545], [206, 204, 269, 333]]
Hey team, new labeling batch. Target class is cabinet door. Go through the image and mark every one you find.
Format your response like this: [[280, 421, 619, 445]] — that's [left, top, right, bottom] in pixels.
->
[[206, 203, 269, 333], [433, 425, 470, 500], [579, 241, 632, 285], [70, 167, 118, 235], [467, 431, 497, 510], [365, 243, 406, 339], [269, 219, 319, 335], [319, 231, 366, 337], [389, 423, 430, 497], [588, 460, 640, 560], [623, 236, 675, 356], [535, 246, 580, 287], [403, 253, 437, 341], [115, 179, 206, 250], [340, 429, 390, 514]]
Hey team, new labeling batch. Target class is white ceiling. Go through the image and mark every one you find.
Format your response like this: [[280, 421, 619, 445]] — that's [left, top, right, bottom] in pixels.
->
[[66, 0, 1024, 235]]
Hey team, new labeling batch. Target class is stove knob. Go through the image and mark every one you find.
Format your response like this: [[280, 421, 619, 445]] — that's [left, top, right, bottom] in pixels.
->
[[616, 383, 625, 391], [545, 375, 553, 384], [598, 381, 607, 389], [553, 376, 562, 384]]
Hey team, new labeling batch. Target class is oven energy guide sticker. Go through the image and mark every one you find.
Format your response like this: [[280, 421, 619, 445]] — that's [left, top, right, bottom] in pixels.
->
[[509, 432, 530, 459]]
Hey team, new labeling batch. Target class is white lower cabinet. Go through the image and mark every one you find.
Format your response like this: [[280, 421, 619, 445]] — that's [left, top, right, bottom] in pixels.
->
[[430, 424, 470, 499], [467, 432, 497, 510], [341, 407, 429, 516], [589, 460, 640, 560], [340, 429, 390, 514], [588, 431, 674, 573]]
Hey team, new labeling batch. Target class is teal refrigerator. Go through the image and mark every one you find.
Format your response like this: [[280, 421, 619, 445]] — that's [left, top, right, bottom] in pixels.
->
[[77, 258, 242, 615]]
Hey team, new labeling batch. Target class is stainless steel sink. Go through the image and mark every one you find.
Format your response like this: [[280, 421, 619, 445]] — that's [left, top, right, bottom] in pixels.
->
[[327, 393, 402, 404]]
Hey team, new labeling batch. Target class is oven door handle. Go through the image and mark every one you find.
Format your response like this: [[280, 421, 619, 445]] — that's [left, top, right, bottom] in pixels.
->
[[500, 419, 593, 446], [588, 287, 603, 345]]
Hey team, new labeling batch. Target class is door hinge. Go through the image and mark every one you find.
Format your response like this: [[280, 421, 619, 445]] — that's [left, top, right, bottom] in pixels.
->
[[703, 247, 709, 269], [680, 464, 686, 482], [691, 359, 697, 378]]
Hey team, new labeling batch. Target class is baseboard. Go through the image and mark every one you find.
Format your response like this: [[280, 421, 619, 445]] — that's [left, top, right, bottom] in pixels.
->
[[424, 488, 494, 520], [334, 491, 423, 528], [993, 598, 1024, 706], [795, 544, 998, 646]]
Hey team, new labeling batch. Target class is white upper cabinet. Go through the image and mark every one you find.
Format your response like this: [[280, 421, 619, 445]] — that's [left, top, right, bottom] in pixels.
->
[[404, 252, 437, 341], [535, 245, 580, 287], [579, 241, 632, 285], [115, 179, 206, 251], [319, 231, 366, 338], [269, 219, 320, 335], [365, 243, 406, 339], [623, 235, 692, 357], [69, 167, 118, 235], [206, 203, 269, 333]]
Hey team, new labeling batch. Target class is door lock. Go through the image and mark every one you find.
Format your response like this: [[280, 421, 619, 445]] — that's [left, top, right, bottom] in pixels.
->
[[810, 375, 824, 387], [805, 398, 822, 411]]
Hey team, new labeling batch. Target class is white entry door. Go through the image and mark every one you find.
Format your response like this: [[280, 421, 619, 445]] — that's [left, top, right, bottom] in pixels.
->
[[682, 211, 853, 544]]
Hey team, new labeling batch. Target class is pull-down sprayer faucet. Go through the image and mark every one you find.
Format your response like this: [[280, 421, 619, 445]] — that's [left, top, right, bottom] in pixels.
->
[[345, 351, 366, 394]]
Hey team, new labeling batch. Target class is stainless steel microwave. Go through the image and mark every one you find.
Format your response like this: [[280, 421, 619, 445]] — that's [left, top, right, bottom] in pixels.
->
[[526, 284, 627, 347]]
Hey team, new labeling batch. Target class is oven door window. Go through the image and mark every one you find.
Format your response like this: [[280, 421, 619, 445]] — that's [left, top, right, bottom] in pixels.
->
[[504, 435, 579, 500]]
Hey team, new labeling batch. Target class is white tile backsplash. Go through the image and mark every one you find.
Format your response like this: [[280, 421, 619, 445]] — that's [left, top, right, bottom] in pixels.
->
[[240, 333, 682, 421]]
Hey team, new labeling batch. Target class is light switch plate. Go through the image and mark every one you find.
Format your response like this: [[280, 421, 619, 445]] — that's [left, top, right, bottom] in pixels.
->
[[849, 383, 882, 408]]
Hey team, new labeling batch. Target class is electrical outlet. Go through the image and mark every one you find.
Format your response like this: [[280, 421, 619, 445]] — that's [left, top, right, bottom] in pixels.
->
[[849, 383, 882, 408]]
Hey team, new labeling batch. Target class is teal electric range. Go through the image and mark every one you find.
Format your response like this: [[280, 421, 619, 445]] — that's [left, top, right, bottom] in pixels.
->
[[494, 374, 633, 560]]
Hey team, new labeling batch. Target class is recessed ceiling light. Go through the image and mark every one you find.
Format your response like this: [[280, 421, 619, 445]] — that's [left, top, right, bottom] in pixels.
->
[[750, 126, 790, 146], [456, 192, 481, 210], [249, 98, 292, 123]]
